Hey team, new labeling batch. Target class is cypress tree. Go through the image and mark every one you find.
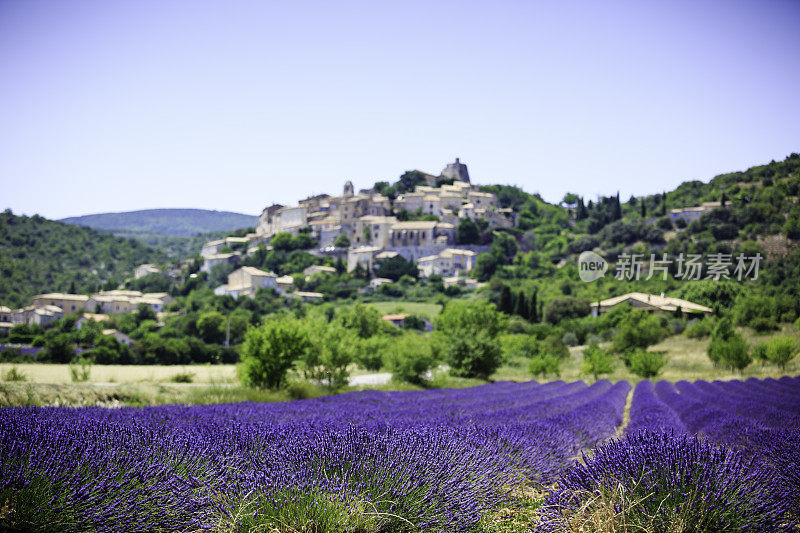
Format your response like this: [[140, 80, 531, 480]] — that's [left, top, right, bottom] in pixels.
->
[[613, 192, 622, 220], [640, 201, 646, 218], [499, 285, 512, 314], [515, 291, 528, 319], [530, 291, 538, 322]]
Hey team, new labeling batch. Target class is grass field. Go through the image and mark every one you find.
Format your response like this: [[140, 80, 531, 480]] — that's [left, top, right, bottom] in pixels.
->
[[0, 363, 238, 384], [344, 300, 443, 318]]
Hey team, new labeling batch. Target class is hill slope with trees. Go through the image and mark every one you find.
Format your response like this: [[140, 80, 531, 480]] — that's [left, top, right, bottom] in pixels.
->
[[0, 210, 167, 307]]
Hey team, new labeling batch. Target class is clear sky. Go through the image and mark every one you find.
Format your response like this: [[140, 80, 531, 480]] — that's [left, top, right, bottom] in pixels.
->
[[1, 0, 798, 219]]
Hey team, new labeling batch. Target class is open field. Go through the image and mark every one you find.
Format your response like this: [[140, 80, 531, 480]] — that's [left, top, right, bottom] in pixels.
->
[[2, 377, 798, 532], [493, 325, 800, 384], [0, 363, 239, 384]]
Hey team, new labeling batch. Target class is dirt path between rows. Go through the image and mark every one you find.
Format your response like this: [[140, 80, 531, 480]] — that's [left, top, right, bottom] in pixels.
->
[[615, 388, 634, 438]]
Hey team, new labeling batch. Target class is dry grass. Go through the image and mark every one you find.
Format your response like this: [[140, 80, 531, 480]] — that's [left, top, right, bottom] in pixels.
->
[[0, 363, 238, 384]]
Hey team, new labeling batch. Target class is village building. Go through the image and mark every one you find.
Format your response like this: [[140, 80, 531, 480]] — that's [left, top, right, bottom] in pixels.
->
[[303, 265, 337, 277], [669, 201, 725, 224], [347, 246, 382, 272], [214, 266, 278, 299], [201, 252, 241, 273], [417, 248, 477, 277], [32, 293, 89, 314], [134, 264, 161, 279], [289, 291, 325, 302], [102, 329, 134, 346], [387, 221, 455, 248]]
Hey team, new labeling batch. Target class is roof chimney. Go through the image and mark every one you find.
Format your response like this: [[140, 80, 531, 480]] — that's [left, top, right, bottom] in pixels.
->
[[455, 157, 460, 164]]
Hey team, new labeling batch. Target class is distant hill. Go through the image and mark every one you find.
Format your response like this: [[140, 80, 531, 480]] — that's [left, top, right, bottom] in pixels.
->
[[61, 209, 258, 237], [0, 211, 168, 308]]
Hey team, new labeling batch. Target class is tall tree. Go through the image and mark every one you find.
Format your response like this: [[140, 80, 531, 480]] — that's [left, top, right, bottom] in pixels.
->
[[499, 285, 512, 314], [515, 291, 528, 320], [530, 291, 538, 322]]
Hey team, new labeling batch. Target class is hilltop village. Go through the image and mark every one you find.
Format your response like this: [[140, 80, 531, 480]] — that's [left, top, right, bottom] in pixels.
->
[[200, 159, 516, 299]]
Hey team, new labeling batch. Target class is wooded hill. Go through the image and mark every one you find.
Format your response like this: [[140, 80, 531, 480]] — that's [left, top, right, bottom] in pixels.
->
[[0, 211, 168, 308]]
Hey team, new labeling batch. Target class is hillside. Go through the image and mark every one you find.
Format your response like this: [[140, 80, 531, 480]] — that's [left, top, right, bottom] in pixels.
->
[[61, 209, 258, 237], [0, 210, 168, 308]]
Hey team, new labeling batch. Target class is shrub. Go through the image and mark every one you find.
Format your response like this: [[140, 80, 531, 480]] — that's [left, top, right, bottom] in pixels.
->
[[765, 336, 798, 370], [2, 366, 27, 382], [68, 355, 93, 383], [685, 318, 712, 338], [750, 317, 778, 333], [543, 297, 591, 324], [561, 332, 579, 347], [668, 319, 686, 335], [542, 335, 570, 359], [0, 348, 36, 364], [628, 349, 667, 378], [386, 333, 436, 386], [528, 355, 560, 378], [170, 371, 195, 383], [707, 318, 751, 372], [239, 316, 311, 389], [581, 343, 615, 380]]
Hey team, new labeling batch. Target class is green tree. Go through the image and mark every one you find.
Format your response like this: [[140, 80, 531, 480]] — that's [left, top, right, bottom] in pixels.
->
[[514, 291, 529, 320], [136, 302, 157, 323], [489, 232, 518, 263], [197, 311, 226, 344], [239, 316, 311, 389], [581, 342, 615, 380], [333, 233, 351, 249], [270, 232, 295, 251], [499, 285, 513, 314], [43, 332, 75, 363], [374, 255, 418, 281], [456, 218, 481, 245], [529, 291, 538, 322], [302, 320, 355, 388], [340, 303, 382, 338], [435, 301, 505, 379], [612, 311, 665, 354]]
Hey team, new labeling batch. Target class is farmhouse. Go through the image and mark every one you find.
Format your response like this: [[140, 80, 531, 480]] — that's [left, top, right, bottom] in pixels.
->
[[590, 292, 712, 318]]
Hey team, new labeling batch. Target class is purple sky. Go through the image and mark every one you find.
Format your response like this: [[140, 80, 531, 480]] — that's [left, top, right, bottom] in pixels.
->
[[1, 0, 798, 219]]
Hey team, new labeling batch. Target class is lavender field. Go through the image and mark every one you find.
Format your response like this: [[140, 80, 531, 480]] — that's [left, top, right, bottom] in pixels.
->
[[1, 377, 798, 532]]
